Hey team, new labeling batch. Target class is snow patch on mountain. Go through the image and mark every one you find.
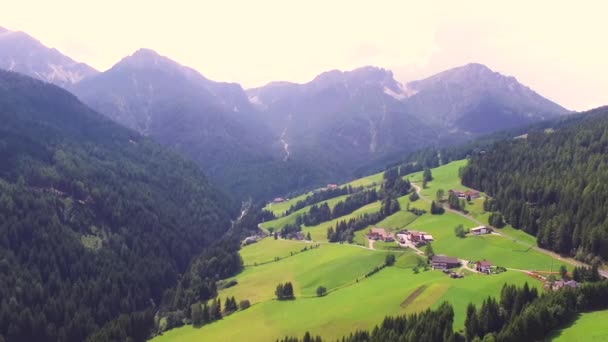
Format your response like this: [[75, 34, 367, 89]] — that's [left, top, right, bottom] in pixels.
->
[[383, 83, 418, 101]]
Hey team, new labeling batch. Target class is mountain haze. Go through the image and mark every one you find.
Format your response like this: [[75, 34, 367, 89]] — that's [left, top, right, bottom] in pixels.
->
[[74, 49, 326, 199], [0, 27, 571, 200], [403, 63, 570, 133], [0, 26, 98, 88], [248, 63, 568, 178]]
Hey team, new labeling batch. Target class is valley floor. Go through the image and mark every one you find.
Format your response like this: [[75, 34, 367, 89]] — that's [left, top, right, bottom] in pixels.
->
[[152, 160, 583, 342]]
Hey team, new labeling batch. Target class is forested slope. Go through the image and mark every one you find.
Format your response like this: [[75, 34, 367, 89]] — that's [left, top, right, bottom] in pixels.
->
[[461, 106, 608, 261], [0, 70, 239, 341]]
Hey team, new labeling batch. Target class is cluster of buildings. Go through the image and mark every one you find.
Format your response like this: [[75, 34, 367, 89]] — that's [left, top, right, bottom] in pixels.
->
[[546, 279, 579, 291], [449, 189, 481, 199], [397, 230, 434, 246], [368, 228, 395, 242]]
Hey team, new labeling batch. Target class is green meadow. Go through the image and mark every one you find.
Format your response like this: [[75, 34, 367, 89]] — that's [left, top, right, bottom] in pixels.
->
[[343, 170, 384, 188], [260, 194, 351, 231], [154, 250, 537, 342], [154, 159, 572, 342], [264, 191, 313, 216], [303, 201, 382, 242], [406, 160, 470, 197], [552, 310, 608, 341]]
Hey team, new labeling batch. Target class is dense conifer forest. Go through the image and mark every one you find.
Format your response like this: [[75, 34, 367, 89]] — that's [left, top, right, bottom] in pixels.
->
[[461, 107, 608, 261], [0, 71, 241, 341]]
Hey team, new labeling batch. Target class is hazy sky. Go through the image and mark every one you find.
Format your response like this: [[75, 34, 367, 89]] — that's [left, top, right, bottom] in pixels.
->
[[1, 0, 607, 110]]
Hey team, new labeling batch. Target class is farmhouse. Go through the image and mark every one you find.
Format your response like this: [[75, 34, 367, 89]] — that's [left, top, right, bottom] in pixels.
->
[[409, 232, 421, 242], [396, 234, 408, 243], [431, 255, 460, 270], [326, 184, 338, 190], [465, 190, 481, 199], [449, 189, 481, 199], [448, 189, 466, 199], [273, 197, 286, 203], [369, 228, 394, 242], [548, 280, 580, 291], [471, 226, 492, 235], [422, 234, 434, 242], [476, 260, 492, 273]]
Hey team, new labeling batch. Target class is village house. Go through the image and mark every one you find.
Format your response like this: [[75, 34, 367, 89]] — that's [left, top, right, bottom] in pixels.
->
[[431, 255, 461, 270], [326, 184, 338, 190], [273, 197, 286, 203], [470, 226, 492, 235], [409, 232, 422, 243], [448, 189, 466, 199], [548, 279, 579, 291], [408, 231, 433, 244], [368, 228, 394, 242], [476, 260, 492, 274], [449, 189, 481, 200], [465, 190, 481, 199]]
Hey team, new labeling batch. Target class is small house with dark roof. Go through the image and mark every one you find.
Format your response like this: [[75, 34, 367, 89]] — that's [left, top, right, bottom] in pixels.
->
[[431, 255, 460, 270], [476, 260, 492, 273]]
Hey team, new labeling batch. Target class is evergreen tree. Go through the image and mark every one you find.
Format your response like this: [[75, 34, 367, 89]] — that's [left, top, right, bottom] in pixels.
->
[[423, 168, 433, 182], [425, 243, 435, 260], [191, 303, 203, 326]]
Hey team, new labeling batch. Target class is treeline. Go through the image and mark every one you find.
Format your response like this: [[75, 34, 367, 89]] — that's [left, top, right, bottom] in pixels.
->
[[278, 302, 457, 342], [278, 280, 608, 342], [327, 170, 408, 243], [284, 186, 361, 216], [327, 198, 401, 243], [297, 189, 379, 226], [386, 111, 589, 178], [461, 106, 608, 261], [233, 203, 276, 238], [474, 280, 608, 341]]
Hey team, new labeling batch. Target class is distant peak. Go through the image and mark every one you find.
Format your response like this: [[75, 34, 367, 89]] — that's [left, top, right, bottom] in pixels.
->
[[114, 48, 177, 70], [131, 48, 162, 58], [462, 62, 491, 71], [0, 26, 9, 33]]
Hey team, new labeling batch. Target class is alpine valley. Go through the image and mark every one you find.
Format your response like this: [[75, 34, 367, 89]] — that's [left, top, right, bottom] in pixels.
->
[[3, 23, 608, 342]]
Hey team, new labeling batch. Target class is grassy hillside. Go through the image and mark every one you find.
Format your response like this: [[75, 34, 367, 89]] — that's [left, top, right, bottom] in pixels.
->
[[154, 263, 536, 342], [260, 194, 351, 231], [551, 310, 608, 341], [154, 158, 574, 342]]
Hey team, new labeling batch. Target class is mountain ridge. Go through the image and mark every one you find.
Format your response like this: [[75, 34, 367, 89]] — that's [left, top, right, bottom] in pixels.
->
[[0, 26, 98, 88]]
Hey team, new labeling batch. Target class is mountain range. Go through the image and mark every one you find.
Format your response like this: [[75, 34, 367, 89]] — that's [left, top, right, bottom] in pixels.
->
[[0, 26, 571, 200]]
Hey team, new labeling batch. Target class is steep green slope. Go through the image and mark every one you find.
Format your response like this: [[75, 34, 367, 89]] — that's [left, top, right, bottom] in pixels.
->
[[461, 106, 608, 260], [0, 70, 238, 342]]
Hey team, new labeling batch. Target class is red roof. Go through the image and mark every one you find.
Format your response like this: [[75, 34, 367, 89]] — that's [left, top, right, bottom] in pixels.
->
[[477, 260, 492, 267]]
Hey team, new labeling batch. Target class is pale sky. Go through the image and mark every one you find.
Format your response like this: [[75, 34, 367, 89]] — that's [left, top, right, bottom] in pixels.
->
[[1, 0, 607, 111]]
